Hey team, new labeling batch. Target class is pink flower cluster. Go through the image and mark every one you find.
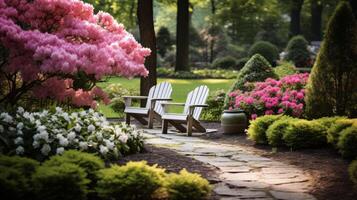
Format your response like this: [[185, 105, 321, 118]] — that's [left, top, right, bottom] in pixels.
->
[[0, 0, 150, 108], [229, 73, 309, 119]]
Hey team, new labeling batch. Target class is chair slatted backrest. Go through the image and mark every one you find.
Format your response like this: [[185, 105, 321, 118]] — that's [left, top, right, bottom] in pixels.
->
[[145, 82, 172, 115], [183, 85, 209, 120]]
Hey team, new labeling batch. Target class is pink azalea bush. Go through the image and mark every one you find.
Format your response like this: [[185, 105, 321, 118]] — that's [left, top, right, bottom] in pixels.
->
[[0, 0, 150, 108], [228, 73, 309, 119]]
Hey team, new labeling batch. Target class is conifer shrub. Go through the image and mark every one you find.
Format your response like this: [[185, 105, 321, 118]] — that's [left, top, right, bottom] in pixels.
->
[[327, 119, 356, 146], [285, 35, 311, 68], [212, 56, 237, 69], [166, 169, 211, 200], [247, 115, 282, 145], [283, 120, 326, 149], [266, 116, 297, 147], [249, 41, 279, 66], [337, 125, 357, 159], [305, 2, 357, 118]]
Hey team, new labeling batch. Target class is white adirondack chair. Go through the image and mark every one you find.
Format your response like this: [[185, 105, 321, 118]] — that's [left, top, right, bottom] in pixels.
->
[[124, 82, 172, 128], [161, 85, 209, 136]]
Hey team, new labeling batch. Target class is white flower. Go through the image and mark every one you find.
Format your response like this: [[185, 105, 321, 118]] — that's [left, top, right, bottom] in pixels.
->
[[59, 137, 69, 147], [16, 122, 24, 130], [14, 137, 23, 145], [114, 126, 123, 137], [74, 124, 81, 132], [56, 147, 65, 155], [80, 111, 86, 116], [105, 140, 115, 150], [8, 127, 16, 132], [55, 107, 63, 113], [33, 141, 40, 148], [1, 113, 13, 123], [71, 112, 78, 118], [51, 116, 58, 121], [88, 124, 95, 132], [79, 142, 88, 150], [17, 130, 23, 135], [17, 107, 24, 114], [29, 116, 35, 123], [41, 144, 51, 156], [23, 112, 30, 119], [62, 113, 70, 122], [119, 134, 128, 143], [0, 125, 3, 133], [67, 132, 76, 141], [96, 132, 103, 141], [39, 131, 49, 142], [37, 125, 46, 132], [88, 109, 94, 113], [99, 145, 109, 155], [95, 122, 101, 126], [16, 146, 24, 155]]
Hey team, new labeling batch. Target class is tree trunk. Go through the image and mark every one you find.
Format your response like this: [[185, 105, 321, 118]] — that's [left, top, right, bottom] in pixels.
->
[[137, 0, 157, 98], [211, 0, 216, 14], [289, 0, 304, 37], [175, 0, 190, 72], [310, 0, 323, 41], [350, 0, 357, 18]]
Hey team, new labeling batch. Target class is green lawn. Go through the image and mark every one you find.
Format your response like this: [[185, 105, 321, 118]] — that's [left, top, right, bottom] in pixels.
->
[[97, 77, 234, 118]]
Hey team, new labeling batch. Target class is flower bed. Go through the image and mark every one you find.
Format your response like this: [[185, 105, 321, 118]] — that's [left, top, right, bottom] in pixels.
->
[[228, 73, 309, 119], [0, 107, 144, 160]]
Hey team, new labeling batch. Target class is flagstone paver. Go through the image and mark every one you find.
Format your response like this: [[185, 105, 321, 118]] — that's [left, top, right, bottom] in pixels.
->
[[142, 128, 316, 200]]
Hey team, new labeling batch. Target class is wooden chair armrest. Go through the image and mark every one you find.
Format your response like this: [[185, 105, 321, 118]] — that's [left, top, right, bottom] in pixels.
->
[[161, 102, 186, 106], [123, 96, 148, 100], [189, 104, 208, 115], [150, 98, 172, 109]]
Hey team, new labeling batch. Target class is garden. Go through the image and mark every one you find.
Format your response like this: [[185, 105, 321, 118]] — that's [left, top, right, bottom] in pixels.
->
[[0, 0, 357, 200]]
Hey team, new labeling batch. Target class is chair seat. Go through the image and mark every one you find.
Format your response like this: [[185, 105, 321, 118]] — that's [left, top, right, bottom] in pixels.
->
[[162, 114, 188, 121], [124, 107, 149, 115]]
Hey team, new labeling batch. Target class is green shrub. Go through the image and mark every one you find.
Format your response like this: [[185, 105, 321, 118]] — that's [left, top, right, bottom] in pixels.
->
[[274, 61, 298, 78], [201, 90, 225, 121], [229, 54, 277, 93], [43, 150, 104, 185], [314, 116, 348, 130], [33, 163, 90, 200], [247, 115, 282, 145], [266, 116, 296, 147], [305, 2, 357, 118], [283, 120, 327, 149], [327, 119, 355, 146], [285, 35, 310, 68], [106, 84, 138, 117], [166, 169, 211, 200], [236, 57, 249, 70], [157, 26, 172, 57], [348, 160, 357, 185], [212, 56, 237, 69], [96, 161, 166, 200], [0, 156, 39, 200], [248, 41, 279, 66], [337, 125, 357, 159]]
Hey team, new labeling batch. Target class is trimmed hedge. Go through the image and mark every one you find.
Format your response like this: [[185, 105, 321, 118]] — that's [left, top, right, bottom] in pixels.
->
[[327, 119, 355, 147], [266, 116, 296, 147], [247, 115, 282, 145], [212, 56, 237, 69], [337, 125, 357, 159], [248, 41, 279, 66]]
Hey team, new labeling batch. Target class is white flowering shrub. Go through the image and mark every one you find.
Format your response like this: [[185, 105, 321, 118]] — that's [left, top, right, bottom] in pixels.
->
[[0, 107, 144, 160]]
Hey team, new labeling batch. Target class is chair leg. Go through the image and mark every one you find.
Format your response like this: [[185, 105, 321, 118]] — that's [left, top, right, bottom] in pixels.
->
[[162, 120, 168, 134], [148, 110, 154, 129], [187, 116, 193, 136], [126, 114, 130, 125]]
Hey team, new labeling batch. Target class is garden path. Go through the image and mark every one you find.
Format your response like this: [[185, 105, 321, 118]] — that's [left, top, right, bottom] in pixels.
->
[[142, 128, 316, 200]]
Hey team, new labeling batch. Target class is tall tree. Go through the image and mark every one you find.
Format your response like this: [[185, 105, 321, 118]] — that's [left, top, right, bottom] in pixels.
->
[[175, 0, 190, 71], [349, 0, 357, 17], [290, 0, 305, 37], [137, 0, 157, 96], [310, 0, 323, 40]]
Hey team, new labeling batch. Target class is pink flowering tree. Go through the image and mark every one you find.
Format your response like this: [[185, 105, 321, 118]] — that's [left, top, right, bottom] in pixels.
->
[[0, 0, 150, 108], [228, 73, 309, 119]]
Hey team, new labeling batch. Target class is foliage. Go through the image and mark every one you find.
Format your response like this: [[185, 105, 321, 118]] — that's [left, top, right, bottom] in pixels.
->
[[228, 73, 309, 119], [32, 163, 90, 200], [283, 120, 327, 149], [236, 57, 250, 70], [166, 169, 211, 200], [0, 155, 39, 200], [305, 2, 357, 118], [266, 116, 296, 147], [327, 119, 356, 147], [212, 56, 237, 69], [157, 26, 173, 57], [96, 161, 166, 200], [337, 125, 357, 159], [285, 35, 311, 68], [228, 54, 277, 93], [0, 0, 149, 108], [201, 90, 226, 121], [274, 61, 298, 78], [248, 41, 279, 66], [349, 160, 357, 185], [105, 84, 138, 117], [0, 107, 144, 160], [247, 115, 282, 145], [157, 68, 238, 79]]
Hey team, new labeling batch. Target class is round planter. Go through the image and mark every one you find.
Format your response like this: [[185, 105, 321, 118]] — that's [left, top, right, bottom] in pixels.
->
[[221, 109, 247, 134]]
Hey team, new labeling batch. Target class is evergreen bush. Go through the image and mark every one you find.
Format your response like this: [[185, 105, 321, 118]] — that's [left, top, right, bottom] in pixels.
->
[[157, 26, 172, 57], [266, 116, 296, 147], [285, 35, 311, 68], [337, 125, 357, 159], [305, 2, 357, 118], [247, 115, 282, 145], [212, 56, 237, 69], [248, 41, 279, 66], [327, 119, 356, 146]]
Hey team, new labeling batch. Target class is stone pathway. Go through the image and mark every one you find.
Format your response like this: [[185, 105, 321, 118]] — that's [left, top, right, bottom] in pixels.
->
[[142, 128, 316, 200]]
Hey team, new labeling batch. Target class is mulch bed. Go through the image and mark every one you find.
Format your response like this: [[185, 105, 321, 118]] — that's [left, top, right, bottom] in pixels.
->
[[200, 121, 357, 200]]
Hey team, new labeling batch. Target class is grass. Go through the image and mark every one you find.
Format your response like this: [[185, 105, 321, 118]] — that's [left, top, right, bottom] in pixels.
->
[[97, 77, 234, 118]]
